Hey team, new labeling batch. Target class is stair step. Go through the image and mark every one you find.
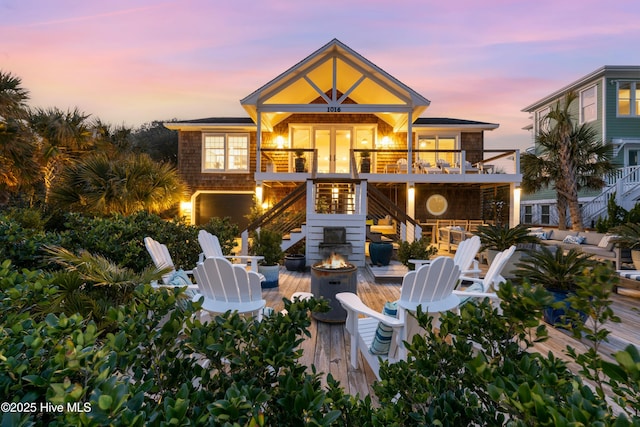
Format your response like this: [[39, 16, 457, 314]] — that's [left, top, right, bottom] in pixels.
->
[[291, 228, 302, 233]]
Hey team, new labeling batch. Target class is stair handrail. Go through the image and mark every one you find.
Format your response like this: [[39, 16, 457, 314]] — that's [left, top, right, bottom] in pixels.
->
[[244, 182, 307, 234], [581, 166, 640, 225], [367, 184, 421, 241]]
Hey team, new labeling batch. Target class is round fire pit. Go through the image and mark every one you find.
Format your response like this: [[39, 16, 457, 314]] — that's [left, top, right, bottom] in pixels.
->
[[310, 261, 357, 323]]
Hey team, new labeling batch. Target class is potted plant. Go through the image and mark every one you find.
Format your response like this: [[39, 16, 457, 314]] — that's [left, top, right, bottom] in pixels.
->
[[514, 246, 598, 327], [360, 150, 371, 173], [610, 222, 640, 270], [250, 228, 284, 288], [473, 223, 540, 277], [396, 238, 438, 270], [284, 241, 306, 272], [294, 150, 306, 173]]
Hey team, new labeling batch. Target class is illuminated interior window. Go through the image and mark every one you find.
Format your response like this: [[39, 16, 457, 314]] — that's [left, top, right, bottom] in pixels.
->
[[202, 133, 249, 172]]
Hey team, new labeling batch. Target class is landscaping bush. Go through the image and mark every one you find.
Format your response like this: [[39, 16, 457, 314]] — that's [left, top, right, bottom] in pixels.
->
[[0, 210, 70, 270], [1, 258, 639, 426], [62, 211, 239, 272], [0, 259, 345, 426]]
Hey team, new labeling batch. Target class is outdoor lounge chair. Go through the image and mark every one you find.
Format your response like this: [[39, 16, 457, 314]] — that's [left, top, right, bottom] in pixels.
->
[[191, 256, 266, 320], [144, 236, 198, 289], [411, 235, 482, 277], [453, 245, 516, 304], [198, 230, 264, 273], [336, 256, 461, 379]]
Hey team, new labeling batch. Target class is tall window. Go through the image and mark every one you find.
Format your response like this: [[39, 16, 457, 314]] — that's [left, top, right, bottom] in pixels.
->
[[203, 133, 249, 172], [540, 205, 550, 225], [617, 81, 640, 116], [523, 205, 533, 224], [580, 86, 597, 123]]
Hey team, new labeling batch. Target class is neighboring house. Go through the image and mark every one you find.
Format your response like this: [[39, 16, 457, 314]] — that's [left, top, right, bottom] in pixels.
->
[[165, 39, 522, 266], [521, 66, 640, 228]]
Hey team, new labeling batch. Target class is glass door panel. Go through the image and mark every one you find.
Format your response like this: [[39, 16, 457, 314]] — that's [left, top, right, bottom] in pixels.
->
[[315, 129, 331, 173], [335, 129, 351, 173]]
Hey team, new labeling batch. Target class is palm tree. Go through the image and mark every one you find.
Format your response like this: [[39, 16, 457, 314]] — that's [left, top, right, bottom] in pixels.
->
[[521, 92, 616, 230], [50, 152, 186, 215], [0, 71, 38, 204], [29, 107, 93, 204]]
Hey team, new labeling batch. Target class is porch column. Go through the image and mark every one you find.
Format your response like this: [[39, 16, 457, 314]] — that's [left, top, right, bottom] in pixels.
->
[[407, 182, 416, 241], [509, 183, 521, 228], [407, 110, 413, 167], [256, 112, 262, 173]]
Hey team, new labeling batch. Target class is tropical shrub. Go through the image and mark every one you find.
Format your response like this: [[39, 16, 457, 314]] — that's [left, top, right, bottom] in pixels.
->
[[397, 238, 438, 270], [0, 259, 343, 426], [0, 210, 70, 270], [1, 258, 639, 425]]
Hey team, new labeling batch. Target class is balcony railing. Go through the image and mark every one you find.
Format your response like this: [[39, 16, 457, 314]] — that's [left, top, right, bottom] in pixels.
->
[[260, 148, 520, 176]]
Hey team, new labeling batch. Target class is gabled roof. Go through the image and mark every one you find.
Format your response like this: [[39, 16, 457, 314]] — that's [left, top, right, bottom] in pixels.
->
[[522, 65, 640, 112], [165, 116, 499, 132], [240, 38, 430, 132]]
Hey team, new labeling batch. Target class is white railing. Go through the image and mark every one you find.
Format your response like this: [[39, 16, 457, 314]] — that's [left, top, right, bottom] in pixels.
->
[[582, 166, 640, 226]]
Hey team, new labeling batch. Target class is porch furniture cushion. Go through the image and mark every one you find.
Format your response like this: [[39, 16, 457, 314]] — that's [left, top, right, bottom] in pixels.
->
[[169, 269, 192, 287], [562, 235, 585, 245], [598, 234, 617, 250], [369, 301, 399, 355]]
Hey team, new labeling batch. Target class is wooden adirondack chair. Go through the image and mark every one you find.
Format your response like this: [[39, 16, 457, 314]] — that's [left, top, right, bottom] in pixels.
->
[[198, 230, 264, 273], [144, 236, 198, 289], [410, 235, 481, 277], [191, 256, 266, 320], [336, 256, 461, 379], [453, 245, 516, 303]]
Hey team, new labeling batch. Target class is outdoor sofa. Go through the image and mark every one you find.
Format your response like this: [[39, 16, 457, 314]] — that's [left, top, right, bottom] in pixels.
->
[[531, 227, 631, 270]]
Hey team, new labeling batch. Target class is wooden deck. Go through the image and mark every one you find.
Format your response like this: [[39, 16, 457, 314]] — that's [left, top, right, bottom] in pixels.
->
[[263, 264, 640, 398]]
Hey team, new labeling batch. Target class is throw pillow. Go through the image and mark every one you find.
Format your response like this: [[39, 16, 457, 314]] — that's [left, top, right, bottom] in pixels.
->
[[369, 301, 399, 355], [530, 231, 547, 240], [598, 234, 617, 249], [563, 235, 585, 245], [169, 269, 192, 287]]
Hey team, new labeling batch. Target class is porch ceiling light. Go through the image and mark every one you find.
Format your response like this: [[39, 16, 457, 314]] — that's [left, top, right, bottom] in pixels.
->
[[276, 135, 285, 149]]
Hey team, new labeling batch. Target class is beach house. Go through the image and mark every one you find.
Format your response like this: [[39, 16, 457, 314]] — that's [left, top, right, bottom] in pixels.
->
[[165, 39, 523, 266], [521, 66, 640, 227]]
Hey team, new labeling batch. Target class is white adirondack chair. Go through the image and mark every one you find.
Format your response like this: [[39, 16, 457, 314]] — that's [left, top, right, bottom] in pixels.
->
[[144, 236, 198, 289], [198, 230, 264, 273], [453, 245, 516, 302], [410, 235, 481, 277], [336, 256, 461, 379], [191, 256, 266, 320]]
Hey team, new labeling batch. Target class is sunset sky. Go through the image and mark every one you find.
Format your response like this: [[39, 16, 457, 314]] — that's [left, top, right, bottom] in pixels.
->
[[2, 0, 639, 150]]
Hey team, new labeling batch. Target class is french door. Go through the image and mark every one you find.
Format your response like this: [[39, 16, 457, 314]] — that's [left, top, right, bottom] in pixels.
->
[[315, 127, 352, 173]]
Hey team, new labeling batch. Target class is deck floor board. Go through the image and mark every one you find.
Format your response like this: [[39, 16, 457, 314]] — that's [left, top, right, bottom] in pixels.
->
[[265, 264, 640, 398]]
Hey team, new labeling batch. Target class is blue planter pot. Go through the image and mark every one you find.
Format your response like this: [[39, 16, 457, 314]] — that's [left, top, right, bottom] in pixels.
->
[[284, 254, 306, 271], [543, 289, 588, 329], [369, 242, 393, 266], [258, 265, 280, 288]]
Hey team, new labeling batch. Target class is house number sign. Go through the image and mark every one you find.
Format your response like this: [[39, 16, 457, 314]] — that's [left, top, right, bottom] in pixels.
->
[[327, 107, 341, 112]]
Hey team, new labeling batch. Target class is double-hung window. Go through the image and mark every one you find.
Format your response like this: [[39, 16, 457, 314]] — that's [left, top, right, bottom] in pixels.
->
[[523, 205, 533, 224], [540, 205, 550, 225], [203, 133, 249, 172], [617, 81, 640, 117], [580, 86, 597, 123]]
